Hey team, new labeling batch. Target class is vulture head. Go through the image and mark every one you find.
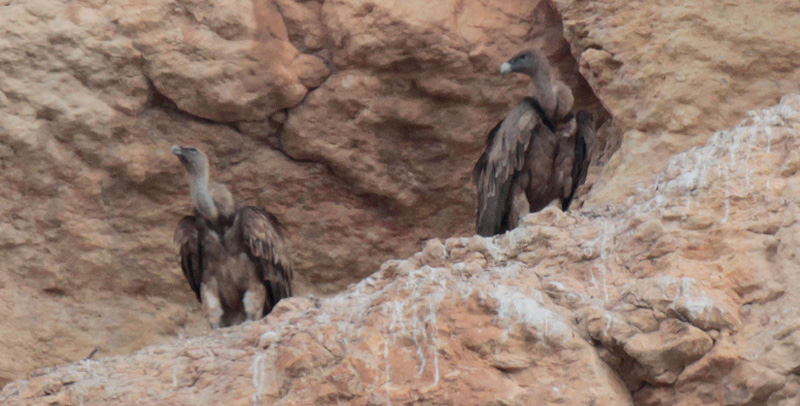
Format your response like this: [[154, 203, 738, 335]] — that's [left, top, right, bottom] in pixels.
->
[[171, 145, 209, 177], [500, 49, 551, 77]]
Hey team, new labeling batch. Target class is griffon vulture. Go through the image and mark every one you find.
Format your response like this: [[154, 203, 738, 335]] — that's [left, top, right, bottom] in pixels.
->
[[474, 49, 595, 237], [171, 146, 293, 328]]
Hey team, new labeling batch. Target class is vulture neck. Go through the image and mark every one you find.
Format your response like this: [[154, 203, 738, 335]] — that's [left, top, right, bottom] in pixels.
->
[[189, 166, 219, 223], [528, 70, 557, 120]]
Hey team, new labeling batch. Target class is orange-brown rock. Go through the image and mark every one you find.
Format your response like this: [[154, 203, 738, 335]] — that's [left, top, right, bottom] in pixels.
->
[[4, 0, 800, 402], [5, 96, 800, 405], [551, 0, 800, 207], [0, 0, 603, 382]]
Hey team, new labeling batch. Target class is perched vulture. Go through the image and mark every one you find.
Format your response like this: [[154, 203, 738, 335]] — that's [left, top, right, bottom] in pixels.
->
[[474, 49, 596, 237], [171, 146, 293, 329]]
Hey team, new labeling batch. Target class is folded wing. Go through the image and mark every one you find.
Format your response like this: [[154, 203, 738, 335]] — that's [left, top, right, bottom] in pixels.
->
[[235, 206, 293, 313], [174, 216, 204, 301], [562, 110, 595, 210], [474, 98, 553, 236]]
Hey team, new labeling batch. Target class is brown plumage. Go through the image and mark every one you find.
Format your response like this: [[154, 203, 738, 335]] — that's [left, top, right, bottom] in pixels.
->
[[474, 49, 595, 236], [171, 146, 292, 329], [564, 110, 596, 210]]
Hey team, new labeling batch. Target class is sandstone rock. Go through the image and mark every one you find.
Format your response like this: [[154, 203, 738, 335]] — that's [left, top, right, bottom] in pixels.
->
[[721, 362, 787, 406], [622, 276, 741, 332], [291, 53, 330, 89], [5, 97, 800, 405], [552, 0, 800, 207], [586, 307, 640, 351], [554, 0, 800, 138], [632, 344, 786, 405], [0, 0, 606, 382], [5, 0, 800, 403], [120, 0, 309, 121], [623, 319, 713, 385]]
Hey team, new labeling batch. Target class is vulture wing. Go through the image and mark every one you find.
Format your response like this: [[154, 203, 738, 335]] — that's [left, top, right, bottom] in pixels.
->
[[562, 110, 595, 210], [236, 206, 293, 313], [474, 97, 555, 236], [472, 120, 503, 184], [174, 216, 204, 301]]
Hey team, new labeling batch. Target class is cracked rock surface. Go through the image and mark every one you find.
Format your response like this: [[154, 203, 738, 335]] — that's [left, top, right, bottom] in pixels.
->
[[4, 96, 800, 405], [3, 0, 800, 399], [0, 0, 606, 381]]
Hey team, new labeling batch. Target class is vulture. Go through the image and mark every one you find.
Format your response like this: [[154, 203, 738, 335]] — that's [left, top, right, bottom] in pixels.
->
[[171, 146, 293, 329], [473, 49, 596, 237]]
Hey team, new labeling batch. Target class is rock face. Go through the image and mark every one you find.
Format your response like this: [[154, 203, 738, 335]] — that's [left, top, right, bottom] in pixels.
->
[[557, 0, 800, 136], [553, 0, 800, 207], [3, 0, 800, 398], [0, 0, 604, 382], [4, 96, 800, 405]]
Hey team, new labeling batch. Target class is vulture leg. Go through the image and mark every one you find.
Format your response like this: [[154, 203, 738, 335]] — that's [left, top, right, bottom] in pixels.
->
[[243, 283, 267, 322], [201, 282, 224, 329], [509, 174, 530, 229], [509, 189, 530, 229]]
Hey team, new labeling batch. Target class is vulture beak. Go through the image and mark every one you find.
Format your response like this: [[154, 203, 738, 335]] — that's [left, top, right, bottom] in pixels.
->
[[171, 145, 185, 156], [500, 61, 512, 75]]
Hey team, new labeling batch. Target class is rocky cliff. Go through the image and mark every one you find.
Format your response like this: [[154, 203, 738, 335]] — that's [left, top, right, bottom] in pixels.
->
[[1, 0, 606, 381], [4, 94, 800, 405], [2, 0, 800, 402]]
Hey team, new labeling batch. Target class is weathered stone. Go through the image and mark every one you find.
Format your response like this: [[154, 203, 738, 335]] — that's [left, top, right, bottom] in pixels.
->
[[0, 0, 606, 382], [622, 276, 741, 332], [623, 319, 713, 385], [5, 0, 800, 403], [554, 0, 800, 207], [723, 362, 787, 406], [5, 98, 800, 404]]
